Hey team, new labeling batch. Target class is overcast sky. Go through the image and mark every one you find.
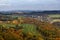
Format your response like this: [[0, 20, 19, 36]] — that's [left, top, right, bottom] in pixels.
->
[[0, 0, 60, 11]]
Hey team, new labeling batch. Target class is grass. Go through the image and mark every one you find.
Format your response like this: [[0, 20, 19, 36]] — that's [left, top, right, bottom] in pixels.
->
[[0, 23, 38, 35], [0, 23, 16, 28], [19, 24, 38, 35]]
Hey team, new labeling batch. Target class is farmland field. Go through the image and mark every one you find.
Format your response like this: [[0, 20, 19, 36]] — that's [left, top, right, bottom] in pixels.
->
[[19, 24, 38, 34], [48, 14, 60, 18]]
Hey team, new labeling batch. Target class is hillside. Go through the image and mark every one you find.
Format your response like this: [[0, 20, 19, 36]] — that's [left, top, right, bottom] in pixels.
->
[[0, 18, 60, 40]]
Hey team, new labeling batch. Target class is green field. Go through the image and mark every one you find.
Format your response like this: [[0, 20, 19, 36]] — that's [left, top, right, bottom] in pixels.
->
[[0, 23, 38, 35], [19, 24, 38, 35], [48, 14, 60, 18]]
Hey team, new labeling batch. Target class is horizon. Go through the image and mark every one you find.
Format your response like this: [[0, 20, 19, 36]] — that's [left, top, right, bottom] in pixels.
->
[[0, 10, 60, 12], [0, 9, 60, 11]]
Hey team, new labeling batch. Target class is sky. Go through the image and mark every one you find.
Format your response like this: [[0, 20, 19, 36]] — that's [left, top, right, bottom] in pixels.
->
[[0, 0, 60, 11]]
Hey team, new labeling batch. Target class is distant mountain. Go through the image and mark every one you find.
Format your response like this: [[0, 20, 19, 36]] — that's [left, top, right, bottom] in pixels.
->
[[0, 10, 60, 15]]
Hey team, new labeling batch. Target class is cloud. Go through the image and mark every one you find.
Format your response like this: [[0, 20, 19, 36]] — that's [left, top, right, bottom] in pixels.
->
[[0, 0, 60, 11]]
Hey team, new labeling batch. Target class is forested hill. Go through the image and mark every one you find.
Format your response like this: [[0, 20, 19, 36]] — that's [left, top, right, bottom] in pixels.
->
[[0, 10, 60, 15]]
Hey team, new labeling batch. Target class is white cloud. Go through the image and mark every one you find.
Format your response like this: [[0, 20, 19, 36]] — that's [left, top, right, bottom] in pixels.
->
[[0, 0, 60, 11], [0, 0, 59, 5]]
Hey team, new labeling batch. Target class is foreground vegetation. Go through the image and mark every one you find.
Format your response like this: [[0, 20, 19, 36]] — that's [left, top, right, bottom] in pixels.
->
[[0, 17, 60, 40]]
